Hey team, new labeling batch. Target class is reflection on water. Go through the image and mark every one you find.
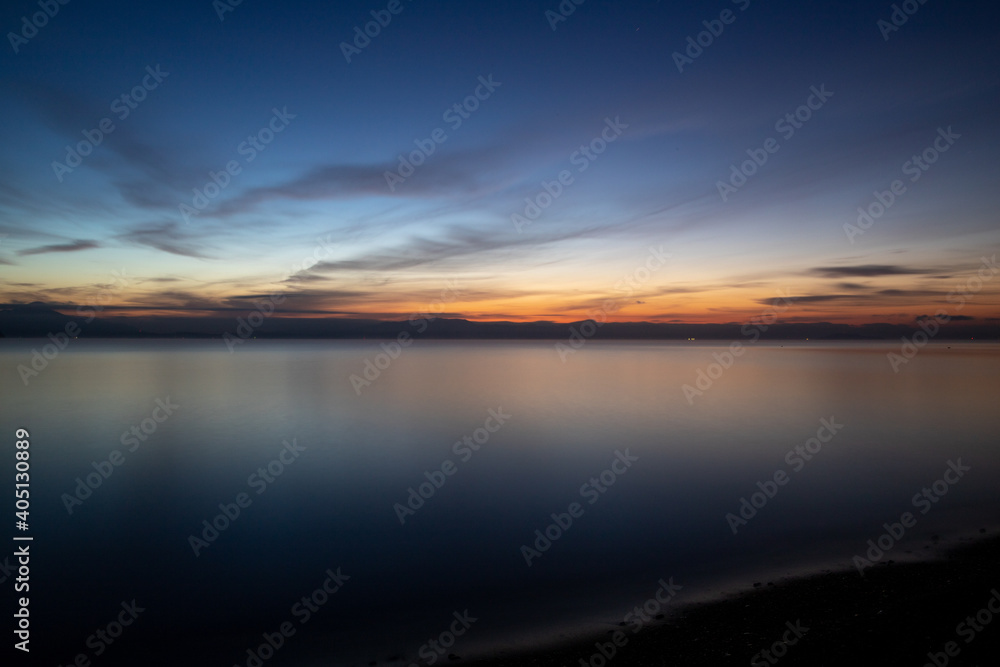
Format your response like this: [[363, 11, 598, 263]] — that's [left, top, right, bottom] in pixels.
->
[[3, 339, 998, 665]]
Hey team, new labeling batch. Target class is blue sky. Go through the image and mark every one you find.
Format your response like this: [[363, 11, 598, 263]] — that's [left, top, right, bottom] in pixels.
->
[[1, 0, 999, 323]]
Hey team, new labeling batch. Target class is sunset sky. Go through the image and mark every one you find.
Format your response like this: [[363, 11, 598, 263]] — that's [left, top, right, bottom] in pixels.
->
[[1, 0, 998, 325]]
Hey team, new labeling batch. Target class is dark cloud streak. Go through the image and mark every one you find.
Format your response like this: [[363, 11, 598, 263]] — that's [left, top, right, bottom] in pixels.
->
[[19, 239, 100, 256]]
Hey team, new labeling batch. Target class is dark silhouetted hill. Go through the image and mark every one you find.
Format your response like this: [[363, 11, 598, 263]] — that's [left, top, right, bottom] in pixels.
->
[[0, 304, 996, 340]]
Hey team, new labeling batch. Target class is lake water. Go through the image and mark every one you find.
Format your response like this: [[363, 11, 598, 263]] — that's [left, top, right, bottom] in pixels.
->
[[3, 339, 998, 666]]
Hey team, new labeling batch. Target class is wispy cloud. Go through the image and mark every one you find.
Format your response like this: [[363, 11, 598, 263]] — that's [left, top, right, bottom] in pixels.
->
[[812, 265, 935, 278], [308, 225, 588, 274], [918, 314, 975, 321], [115, 222, 213, 259], [208, 143, 523, 219], [757, 294, 868, 306], [19, 239, 100, 256]]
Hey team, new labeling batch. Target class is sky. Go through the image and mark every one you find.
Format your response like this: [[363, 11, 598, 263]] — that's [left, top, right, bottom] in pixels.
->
[[1, 0, 999, 326]]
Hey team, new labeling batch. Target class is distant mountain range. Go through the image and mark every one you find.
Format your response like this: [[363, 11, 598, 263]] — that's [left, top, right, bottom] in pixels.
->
[[0, 302, 996, 340]]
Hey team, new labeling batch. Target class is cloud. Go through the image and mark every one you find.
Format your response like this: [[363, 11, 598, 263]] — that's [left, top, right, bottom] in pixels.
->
[[282, 272, 334, 284], [917, 314, 975, 322], [308, 224, 588, 274], [115, 222, 213, 259], [812, 265, 934, 278], [220, 290, 369, 311], [757, 294, 867, 306], [12, 80, 190, 193], [201, 112, 636, 220], [18, 239, 100, 256], [877, 289, 955, 298], [207, 141, 523, 218]]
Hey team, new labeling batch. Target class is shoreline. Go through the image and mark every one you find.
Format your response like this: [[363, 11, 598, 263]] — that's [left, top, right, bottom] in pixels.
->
[[458, 531, 1000, 666]]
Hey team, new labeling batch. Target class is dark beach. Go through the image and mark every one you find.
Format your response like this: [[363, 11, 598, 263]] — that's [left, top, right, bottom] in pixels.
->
[[463, 533, 1000, 666]]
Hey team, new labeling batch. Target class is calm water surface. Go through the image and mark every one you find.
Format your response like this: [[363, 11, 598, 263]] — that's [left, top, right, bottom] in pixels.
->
[[2, 339, 998, 665]]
